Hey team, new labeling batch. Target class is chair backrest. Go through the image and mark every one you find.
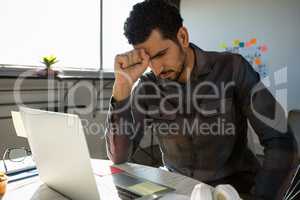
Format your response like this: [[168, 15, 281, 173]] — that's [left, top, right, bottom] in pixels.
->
[[288, 110, 300, 151], [282, 163, 300, 200]]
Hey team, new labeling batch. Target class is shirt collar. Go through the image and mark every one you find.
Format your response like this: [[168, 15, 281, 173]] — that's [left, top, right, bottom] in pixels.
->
[[189, 43, 213, 82]]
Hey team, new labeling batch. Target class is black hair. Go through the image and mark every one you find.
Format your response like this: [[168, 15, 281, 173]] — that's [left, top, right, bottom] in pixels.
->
[[124, 0, 183, 45]]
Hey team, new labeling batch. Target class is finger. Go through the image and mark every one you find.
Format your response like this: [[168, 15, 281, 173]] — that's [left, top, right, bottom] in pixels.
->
[[126, 61, 148, 77], [125, 50, 142, 68], [131, 50, 142, 65], [140, 49, 150, 68], [127, 52, 133, 66], [115, 54, 129, 69]]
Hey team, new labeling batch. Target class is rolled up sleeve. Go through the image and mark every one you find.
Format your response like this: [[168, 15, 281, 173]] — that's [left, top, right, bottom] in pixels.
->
[[105, 82, 147, 164]]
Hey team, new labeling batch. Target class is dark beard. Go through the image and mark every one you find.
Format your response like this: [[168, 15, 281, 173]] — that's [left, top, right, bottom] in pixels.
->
[[174, 51, 187, 81]]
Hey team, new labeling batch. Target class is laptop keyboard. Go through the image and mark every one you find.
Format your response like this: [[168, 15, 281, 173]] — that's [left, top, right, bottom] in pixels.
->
[[116, 185, 142, 200]]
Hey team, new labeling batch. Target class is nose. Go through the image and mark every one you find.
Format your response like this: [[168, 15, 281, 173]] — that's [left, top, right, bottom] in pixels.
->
[[149, 60, 162, 76]]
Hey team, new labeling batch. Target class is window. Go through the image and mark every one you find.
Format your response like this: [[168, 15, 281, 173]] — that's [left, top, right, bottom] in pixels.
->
[[0, 0, 148, 71], [0, 0, 100, 70], [102, 0, 143, 71]]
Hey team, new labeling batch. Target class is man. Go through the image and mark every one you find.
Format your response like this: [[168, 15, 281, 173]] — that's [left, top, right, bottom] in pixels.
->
[[105, 0, 298, 199]]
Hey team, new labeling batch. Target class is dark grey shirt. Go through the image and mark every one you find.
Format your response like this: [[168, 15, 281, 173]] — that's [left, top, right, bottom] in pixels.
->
[[105, 43, 298, 199]]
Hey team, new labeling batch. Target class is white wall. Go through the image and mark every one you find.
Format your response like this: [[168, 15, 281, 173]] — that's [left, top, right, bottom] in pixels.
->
[[181, 0, 300, 111], [181, 0, 300, 155]]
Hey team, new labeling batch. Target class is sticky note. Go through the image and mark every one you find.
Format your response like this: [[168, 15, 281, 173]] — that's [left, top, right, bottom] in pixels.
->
[[233, 39, 240, 47], [11, 111, 27, 138], [239, 42, 245, 48], [250, 38, 257, 45], [219, 42, 227, 49], [260, 44, 268, 53], [95, 166, 124, 176], [254, 57, 262, 65], [127, 182, 167, 196], [245, 41, 252, 47]]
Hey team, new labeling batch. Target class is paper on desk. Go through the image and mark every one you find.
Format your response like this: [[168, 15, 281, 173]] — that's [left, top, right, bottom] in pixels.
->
[[94, 166, 124, 177], [127, 181, 167, 196], [11, 111, 27, 138]]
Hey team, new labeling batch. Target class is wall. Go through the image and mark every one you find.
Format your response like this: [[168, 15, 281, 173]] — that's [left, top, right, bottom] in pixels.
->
[[181, 0, 300, 111], [181, 0, 300, 154]]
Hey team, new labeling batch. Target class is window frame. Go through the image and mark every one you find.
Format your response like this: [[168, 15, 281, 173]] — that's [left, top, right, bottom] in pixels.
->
[[0, 0, 103, 77], [0, 0, 181, 77]]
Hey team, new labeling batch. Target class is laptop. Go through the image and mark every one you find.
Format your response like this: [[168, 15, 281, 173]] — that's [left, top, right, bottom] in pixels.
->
[[18, 106, 174, 200]]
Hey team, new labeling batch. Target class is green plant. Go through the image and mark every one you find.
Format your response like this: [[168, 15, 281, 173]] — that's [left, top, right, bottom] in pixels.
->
[[41, 55, 58, 69]]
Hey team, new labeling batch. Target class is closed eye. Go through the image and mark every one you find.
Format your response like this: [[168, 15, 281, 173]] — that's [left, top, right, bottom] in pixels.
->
[[150, 48, 168, 60]]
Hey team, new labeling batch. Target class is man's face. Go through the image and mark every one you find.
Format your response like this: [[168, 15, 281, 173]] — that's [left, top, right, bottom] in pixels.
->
[[134, 29, 186, 81]]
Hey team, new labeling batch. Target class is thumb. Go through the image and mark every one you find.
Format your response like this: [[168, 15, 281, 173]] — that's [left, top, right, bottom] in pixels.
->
[[140, 49, 150, 68]]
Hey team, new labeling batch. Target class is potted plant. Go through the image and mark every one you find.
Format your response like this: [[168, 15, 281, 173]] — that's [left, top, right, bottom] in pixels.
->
[[0, 172, 7, 196], [37, 55, 59, 77]]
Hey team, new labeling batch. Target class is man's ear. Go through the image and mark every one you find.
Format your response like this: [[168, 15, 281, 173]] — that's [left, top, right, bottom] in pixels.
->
[[177, 26, 189, 48]]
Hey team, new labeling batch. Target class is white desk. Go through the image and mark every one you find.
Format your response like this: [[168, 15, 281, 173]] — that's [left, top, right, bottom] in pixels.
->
[[0, 159, 205, 200]]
